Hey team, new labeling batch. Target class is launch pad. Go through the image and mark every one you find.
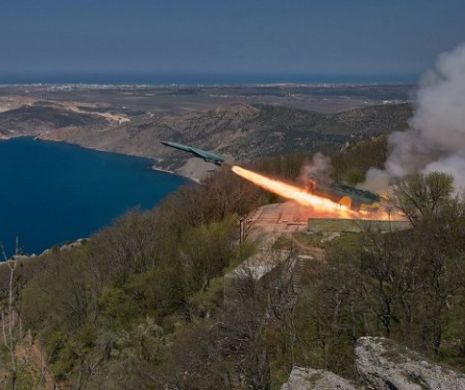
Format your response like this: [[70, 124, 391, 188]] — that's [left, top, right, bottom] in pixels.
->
[[246, 202, 312, 237], [247, 202, 409, 237]]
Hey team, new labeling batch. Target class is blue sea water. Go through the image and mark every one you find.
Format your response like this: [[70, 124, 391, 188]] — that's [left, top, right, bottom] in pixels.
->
[[0, 138, 185, 257], [0, 72, 418, 85]]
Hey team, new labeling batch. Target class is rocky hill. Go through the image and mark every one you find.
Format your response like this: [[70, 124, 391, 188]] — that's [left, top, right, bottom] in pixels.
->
[[0, 100, 412, 180], [0, 102, 107, 137]]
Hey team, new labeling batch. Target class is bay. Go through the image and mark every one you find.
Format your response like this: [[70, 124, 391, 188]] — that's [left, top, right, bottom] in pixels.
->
[[0, 138, 185, 256]]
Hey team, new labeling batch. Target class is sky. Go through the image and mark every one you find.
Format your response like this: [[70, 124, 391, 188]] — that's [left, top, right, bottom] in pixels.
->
[[0, 0, 464, 79]]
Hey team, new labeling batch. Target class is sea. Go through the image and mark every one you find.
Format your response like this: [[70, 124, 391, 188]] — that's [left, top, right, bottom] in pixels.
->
[[0, 72, 418, 85], [0, 138, 185, 257]]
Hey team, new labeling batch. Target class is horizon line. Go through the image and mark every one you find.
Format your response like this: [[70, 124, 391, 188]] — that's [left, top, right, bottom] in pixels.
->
[[0, 71, 419, 86]]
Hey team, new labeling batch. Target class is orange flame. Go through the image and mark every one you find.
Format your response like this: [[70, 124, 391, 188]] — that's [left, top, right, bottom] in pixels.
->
[[232, 165, 399, 220]]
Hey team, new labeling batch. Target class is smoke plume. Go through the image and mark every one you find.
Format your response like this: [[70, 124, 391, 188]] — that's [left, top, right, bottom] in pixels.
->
[[298, 152, 333, 186], [364, 43, 465, 192]]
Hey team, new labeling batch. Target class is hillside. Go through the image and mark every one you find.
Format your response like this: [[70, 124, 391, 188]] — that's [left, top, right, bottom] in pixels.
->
[[0, 103, 107, 136], [0, 150, 464, 389], [0, 100, 412, 180]]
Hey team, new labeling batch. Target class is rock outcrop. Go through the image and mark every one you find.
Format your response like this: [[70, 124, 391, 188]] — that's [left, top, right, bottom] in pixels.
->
[[281, 367, 358, 390], [282, 337, 465, 389], [355, 337, 465, 390]]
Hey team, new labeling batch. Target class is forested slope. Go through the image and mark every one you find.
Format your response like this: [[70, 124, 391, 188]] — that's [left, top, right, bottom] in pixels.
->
[[1, 138, 465, 389]]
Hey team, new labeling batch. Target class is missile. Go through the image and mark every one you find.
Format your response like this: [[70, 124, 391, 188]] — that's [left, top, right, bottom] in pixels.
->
[[161, 141, 225, 166]]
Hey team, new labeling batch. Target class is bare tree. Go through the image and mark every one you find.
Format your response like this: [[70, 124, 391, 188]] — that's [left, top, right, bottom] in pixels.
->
[[1, 240, 20, 390]]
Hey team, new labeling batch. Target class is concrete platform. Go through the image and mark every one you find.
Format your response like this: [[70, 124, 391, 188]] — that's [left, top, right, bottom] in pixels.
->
[[308, 217, 411, 233], [246, 202, 410, 236], [246, 202, 314, 238]]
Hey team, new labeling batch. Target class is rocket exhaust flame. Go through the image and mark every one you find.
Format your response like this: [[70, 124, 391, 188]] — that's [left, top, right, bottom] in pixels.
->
[[232, 165, 355, 218], [231, 165, 401, 220]]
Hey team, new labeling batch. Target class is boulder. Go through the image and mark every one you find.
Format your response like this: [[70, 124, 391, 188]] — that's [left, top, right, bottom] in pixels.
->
[[281, 366, 358, 390], [355, 336, 465, 390]]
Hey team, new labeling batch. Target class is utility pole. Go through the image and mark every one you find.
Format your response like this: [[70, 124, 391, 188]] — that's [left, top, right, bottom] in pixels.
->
[[239, 216, 246, 244]]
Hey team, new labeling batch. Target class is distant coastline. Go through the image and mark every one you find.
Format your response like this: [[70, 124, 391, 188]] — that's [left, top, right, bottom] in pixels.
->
[[0, 83, 414, 182], [0, 73, 419, 86]]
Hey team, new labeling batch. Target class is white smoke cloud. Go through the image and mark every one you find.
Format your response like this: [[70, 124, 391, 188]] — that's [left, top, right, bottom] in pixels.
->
[[358, 167, 391, 195], [298, 152, 333, 186], [364, 43, 465, 192], [422, 154, 465, 190]]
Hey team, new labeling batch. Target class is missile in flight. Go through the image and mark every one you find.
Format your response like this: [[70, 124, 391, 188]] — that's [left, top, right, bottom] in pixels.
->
[[161, 141, 225, 166]]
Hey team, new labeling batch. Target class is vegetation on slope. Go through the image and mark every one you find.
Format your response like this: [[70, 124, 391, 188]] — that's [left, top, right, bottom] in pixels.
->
[[0, 138, 464, 389], [0, 101, 410, 177]]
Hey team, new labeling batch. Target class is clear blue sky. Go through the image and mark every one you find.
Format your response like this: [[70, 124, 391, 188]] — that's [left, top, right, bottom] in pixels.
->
[[1, 0, 464, 77]]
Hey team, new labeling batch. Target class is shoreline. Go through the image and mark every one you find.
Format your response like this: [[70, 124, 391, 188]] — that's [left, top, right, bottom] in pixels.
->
[[1, 134, 197, 182], [0, 136, 189, 258], [149, 164, 177, 176]]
